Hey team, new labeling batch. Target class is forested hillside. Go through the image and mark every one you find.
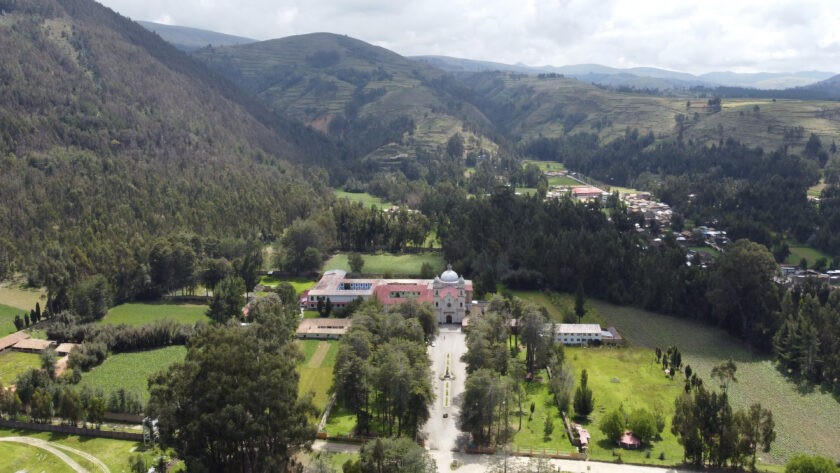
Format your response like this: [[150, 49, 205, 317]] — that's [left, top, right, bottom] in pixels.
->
[[192, 33, 501, 177], [0, 0, 333, 300]]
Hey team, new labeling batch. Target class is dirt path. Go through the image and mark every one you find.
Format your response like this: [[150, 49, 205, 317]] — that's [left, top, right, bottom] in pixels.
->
[[307, 341, 330, 368], [50, 441, 110, 473], [0, 436, 92, 473]]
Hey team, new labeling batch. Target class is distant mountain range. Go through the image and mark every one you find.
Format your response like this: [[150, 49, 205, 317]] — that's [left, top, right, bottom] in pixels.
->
[[413, 55, 836, 90], [137, 21, 256, 51]]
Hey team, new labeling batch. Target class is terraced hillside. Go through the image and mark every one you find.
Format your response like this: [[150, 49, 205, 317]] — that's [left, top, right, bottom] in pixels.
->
[[193, 33, 500, 163], [464, 71, 840, 150]]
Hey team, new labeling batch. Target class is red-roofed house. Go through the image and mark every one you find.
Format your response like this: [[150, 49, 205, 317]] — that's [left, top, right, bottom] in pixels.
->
[[619, 431, 641, 449], [572, 186, 607, 201]]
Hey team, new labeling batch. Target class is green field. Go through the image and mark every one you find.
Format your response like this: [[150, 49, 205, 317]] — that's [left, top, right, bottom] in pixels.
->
[[688, 246, 720, 258], [97, 302, 210, 326], [523, 160, 566, 171], [78, 346, 187, 403], [784, 245, 832, 267], [0, 426, 162, 473], [0, 441, 76, 472], [334, 190, 395, 209], [548, 175, 582, 187], [589, 299, 840, 463], [0, 302, 22, 336], [507, 376, 571, 451], [323, 252, 446, 276], [0, 283, 45, 312], [566, 347, 685, 465], [296, 340, 339, 413], [0, 351, 41, 385], [259, 275, 317, 293], [509, 289, 606, 326]]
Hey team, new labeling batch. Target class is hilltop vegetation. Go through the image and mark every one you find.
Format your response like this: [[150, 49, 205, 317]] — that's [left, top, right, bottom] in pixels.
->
[[0, 0, 335, 301], [192, 33, 501, 176]]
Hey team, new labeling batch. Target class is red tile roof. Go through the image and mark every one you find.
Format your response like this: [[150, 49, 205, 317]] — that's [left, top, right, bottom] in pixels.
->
[[373, 284, 433, 305]]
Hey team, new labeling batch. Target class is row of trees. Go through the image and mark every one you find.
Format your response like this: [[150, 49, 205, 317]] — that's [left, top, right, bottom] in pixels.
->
[[672, 378, 775, 469], [332, 199, 432, 252], [332, 300, 436, 437], [458, 296, 572, 445]]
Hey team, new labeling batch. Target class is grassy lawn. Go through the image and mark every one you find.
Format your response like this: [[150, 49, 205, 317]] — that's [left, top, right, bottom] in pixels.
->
[[589, 299, 840, 464], [78, 346, 187, 403], [96, 302, 210, 326], [548, 176, 581, 187], [334, 190, 395, 209], [0, 283, 45, 312], [0, 441, 76, 472], [566, 346, 685, 465], [688, 246, 720, 258], [0, 426, 162, 472], [323, 252, 445, 277], [324, 406, 357, 436], [304, 451, 358, 472], [0, 351, 41, 385], [507, 376, 574, 452], [259, 275, 317, 293], [0, 302, 22, 336], [784, 245, 831, 267], [508, 290, 605, 326], [297, 340, 339, 413]]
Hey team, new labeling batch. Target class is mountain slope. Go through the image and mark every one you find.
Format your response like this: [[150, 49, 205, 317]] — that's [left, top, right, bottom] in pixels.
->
[[463, 71, 840, 150], [138, 20, 256, 52], [0, 0, 331, 292], [192, 33, 500, 165], [414, 55, 834, 90], [804, 74, 840, 99]]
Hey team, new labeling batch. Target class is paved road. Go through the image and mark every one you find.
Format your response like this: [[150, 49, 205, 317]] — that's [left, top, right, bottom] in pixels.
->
[[421, 325, 470, 457], [313, 324, 697, 473]]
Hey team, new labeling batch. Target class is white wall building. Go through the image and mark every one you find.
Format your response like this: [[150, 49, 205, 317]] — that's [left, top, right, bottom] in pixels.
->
[[554, 324, 603, 345]]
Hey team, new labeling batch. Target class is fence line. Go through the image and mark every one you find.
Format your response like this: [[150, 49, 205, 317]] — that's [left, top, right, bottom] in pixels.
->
[[0, 419, 144, 441]]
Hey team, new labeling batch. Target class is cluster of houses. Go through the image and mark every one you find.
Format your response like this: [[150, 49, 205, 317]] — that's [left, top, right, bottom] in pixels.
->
[[780, 265, 840, 286], [545, 184, 609, 202], [622, 192, 673, 226]]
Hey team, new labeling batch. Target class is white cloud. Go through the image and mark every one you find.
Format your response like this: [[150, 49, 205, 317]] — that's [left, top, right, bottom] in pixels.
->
[[97, 0, 839, 74]]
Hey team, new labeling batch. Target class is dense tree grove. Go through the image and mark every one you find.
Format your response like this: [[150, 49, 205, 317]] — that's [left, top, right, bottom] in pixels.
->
[[148, 315, 315, 472], [331, 300, 435, 437], [332, 200, 431, 252], [672, 378, 775, 469], [773, 286, 840, 392], [458, 296, 567, 445]]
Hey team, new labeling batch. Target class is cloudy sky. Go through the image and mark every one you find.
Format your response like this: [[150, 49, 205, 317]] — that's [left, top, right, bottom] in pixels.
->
[[98, 0, 839, 74]]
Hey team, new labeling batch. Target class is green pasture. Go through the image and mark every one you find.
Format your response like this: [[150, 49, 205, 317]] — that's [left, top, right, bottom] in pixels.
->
[[78, 346, 187, 403], [96, 302, 210, 327], [334, 190, 395, 209], [0, 283, 45, 312], [323, 252, 445, 276], [0, 351, 41, 385], [297, 340, 339, 413], [0, 302, 22, 336], [784, 245, 832, 267]]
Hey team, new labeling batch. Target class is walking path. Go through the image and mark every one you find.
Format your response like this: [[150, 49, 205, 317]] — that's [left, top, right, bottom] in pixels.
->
[[0, 436, 110, 473]]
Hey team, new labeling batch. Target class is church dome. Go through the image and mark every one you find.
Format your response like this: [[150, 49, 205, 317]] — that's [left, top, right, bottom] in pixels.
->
[[440, 265, 459, 283]]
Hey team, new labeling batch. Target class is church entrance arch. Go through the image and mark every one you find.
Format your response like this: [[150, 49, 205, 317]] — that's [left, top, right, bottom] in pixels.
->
[[446, 315, 453, 324]]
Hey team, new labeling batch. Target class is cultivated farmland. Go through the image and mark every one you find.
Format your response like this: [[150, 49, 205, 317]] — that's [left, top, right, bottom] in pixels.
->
[[78, 345, 188, 403], [96, 303, 210, 326], [591, 299, 840, 463]]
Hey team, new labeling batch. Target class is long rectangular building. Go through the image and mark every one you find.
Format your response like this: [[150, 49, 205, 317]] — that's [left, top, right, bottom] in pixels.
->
[[300, 267, 473, 324]]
